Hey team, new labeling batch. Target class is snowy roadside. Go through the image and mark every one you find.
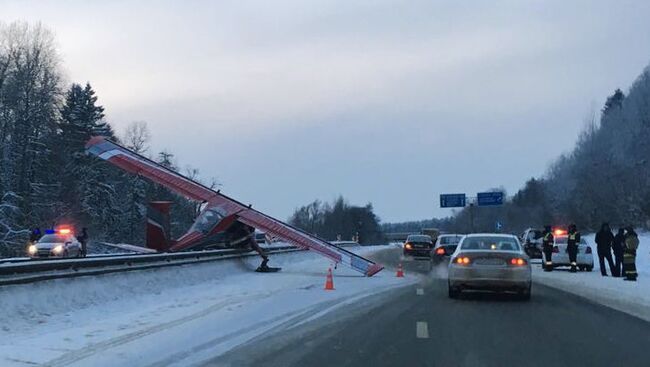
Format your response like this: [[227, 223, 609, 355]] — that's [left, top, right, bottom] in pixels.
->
[[532, 234, 650, 322], [0, 245, 413, 367]]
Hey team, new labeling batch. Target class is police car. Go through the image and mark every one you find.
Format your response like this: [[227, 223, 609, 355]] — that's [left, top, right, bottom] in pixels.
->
[[27, 228, 83, 259], [542, 230, 594, 271]]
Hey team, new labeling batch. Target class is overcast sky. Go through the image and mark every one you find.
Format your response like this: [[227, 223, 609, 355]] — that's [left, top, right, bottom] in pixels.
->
[[3, 0, 650, 222]]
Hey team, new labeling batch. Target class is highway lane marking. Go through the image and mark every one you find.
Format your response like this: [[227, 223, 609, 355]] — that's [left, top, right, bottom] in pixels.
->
[[416, 321, 429, 339], [416, 288, 424, 295]]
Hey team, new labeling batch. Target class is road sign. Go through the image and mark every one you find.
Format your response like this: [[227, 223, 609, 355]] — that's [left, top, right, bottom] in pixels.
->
[[496, 221, 503, 231], [477, 192, 504, 206], [440, 193, 466, 208]]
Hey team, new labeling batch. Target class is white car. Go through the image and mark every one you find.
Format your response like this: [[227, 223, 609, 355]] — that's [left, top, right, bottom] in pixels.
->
[[542, 235, 594, 271], [448, 233, 532, 300], [27, 229, 83, 259]]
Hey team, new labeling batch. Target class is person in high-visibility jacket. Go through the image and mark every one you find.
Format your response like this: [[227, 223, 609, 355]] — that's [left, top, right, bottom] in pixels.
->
[[622, 226, 639, 281], [542, 225, 554, 272], [567, 224, 580, 273]]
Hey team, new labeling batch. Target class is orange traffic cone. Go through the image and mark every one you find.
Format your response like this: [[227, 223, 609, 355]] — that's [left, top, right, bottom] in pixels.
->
[[324, 267, 335, 290], [396, 263, 404, 278]]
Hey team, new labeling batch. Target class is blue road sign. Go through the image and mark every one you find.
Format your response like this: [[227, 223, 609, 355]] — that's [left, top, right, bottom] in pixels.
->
[[496, 221, 503, 231], [477, 192, 504, 206], [440, 193, 466, 208]]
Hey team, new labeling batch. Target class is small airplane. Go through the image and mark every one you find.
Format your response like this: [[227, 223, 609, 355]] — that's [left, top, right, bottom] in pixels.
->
[[85, 136, 383, 276]]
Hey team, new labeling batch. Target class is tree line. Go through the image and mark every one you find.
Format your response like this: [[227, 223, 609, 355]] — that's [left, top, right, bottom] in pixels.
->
[[288, 196, 384, 244], [0, 22, 204, 257]]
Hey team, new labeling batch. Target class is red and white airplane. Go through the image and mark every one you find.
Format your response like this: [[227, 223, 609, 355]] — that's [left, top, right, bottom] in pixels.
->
[[85, 136, 383, 276]]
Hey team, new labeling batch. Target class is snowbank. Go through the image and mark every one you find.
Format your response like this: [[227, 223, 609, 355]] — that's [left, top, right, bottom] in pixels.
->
[[0, 245, 410, 366], [532, 234, 650, 322]]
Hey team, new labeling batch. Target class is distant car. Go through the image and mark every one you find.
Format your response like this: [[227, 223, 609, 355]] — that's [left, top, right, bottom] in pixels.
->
[[448, 233, 532, 300], [27, 229, 83, 259], [543, 235, 594, 271], [403, 234, 434, 259], [521, 228, 543, 259], [432, 234, 463, 262]]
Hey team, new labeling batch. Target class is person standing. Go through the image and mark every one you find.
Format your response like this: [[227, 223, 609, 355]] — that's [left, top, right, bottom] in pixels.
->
[[542, 226, 554, 272], [567, 224, 581, 273], [77, 227, 89, 257], [29, 227, 42, 244], [612, 228, 626, 277], [622, 226, 639, 281], [595, 223, 616, 276]]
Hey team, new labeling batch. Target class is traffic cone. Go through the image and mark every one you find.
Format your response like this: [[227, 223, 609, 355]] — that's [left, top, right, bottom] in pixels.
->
[[324, 267, 335, 290], [396, 263, 404, 278]]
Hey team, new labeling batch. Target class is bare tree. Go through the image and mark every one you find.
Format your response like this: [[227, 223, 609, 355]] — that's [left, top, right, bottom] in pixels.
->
[[122, 121, 151, 154]]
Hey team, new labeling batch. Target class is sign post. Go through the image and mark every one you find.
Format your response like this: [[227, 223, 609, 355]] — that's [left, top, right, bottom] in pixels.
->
[[477, 192, 504, 207], [439, 194, 466, 208]]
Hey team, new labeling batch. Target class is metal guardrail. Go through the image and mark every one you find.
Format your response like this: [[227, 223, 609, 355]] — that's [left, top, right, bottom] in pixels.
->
[[0, 246, 301, 286]]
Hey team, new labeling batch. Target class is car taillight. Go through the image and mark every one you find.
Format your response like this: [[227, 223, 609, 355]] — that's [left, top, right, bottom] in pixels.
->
[[404, 243, 413, 250], [552, 246, 559, 253], [510, 258, 527, 266], [455, 256, 471, 265], [585, 247, 592, 254], [435, 248, 445, 255]]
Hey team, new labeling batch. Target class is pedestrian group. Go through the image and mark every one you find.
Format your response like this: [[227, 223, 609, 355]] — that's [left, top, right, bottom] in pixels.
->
[[541, 223, 639, 281]]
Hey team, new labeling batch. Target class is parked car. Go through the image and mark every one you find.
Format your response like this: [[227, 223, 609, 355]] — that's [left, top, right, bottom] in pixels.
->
[[521, 228, 543, 259], [543, 235, 594, 271], [448, 233, 532, 300], [27, 228, 83, 259]]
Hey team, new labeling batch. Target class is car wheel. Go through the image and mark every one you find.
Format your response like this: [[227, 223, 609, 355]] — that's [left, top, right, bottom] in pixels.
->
[[448, 285, 460, 299], [518, 286, 531, 301], [586, 266, 593, 272]]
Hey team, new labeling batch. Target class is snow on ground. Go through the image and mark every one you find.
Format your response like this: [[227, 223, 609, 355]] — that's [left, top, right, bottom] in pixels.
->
[[0, 245, 413, 367], [532, 234, 650, 322]]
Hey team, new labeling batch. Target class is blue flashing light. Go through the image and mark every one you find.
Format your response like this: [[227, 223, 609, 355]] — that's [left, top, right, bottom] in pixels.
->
[[45, 229, 55, 234]]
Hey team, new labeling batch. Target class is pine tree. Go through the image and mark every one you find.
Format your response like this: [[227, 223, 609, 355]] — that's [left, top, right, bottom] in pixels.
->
[[57, 82, 119, 236]]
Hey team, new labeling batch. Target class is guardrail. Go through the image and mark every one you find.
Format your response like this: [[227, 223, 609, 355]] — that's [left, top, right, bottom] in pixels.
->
[[0, 246, 301, 286]]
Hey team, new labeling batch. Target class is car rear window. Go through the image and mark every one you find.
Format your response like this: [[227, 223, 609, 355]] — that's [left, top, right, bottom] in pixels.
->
[[407, 235, 432, 243], [439, 236, 461, 245], [38, 234, 70, 243], [460, 236, 520, 251], [554, 236, 587, 245]]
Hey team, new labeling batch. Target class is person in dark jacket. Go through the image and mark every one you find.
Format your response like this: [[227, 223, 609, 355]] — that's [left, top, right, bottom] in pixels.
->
[[594, 223, 616, 276], [567, 224, 581, 273], [612, 228, 626, 277], [29, 227, 42, 243], [76, 227, 89, 257], [542, 225, 554, 272], [622, 226, 639, 281]]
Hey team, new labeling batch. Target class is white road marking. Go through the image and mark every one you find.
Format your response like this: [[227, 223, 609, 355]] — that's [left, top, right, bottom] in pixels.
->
[[416, 321, 429, 339], [416, 288, 424, 296]]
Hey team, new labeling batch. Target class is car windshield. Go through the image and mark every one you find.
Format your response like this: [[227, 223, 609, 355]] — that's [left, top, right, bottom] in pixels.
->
[[460, 236, 521, 251], [407, 235, 431, 243], [554, 236, 588, 245], [439, 236, 461, 245], [38, 234, 70, 243]]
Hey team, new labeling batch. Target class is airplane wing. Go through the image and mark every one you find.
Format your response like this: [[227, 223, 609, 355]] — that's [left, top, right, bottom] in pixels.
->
[[85, 137, 383, 276]]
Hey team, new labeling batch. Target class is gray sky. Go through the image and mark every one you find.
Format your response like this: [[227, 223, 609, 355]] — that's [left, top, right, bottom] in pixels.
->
[[3, 0, 650, 222]]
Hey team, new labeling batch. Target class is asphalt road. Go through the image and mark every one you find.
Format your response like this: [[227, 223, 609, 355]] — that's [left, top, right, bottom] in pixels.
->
[[207, 248, 650, 367]]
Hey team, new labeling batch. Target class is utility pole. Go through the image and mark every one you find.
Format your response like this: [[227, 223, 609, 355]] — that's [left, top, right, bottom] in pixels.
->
[[469, 203, 475, 233]]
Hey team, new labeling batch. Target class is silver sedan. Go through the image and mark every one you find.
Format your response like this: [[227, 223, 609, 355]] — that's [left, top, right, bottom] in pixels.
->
[[27, 231, 83, 259], [448, 233, 532, 300]]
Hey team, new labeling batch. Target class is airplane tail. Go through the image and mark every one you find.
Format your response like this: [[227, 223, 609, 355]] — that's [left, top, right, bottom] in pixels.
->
[[146, 201, 173, 252]]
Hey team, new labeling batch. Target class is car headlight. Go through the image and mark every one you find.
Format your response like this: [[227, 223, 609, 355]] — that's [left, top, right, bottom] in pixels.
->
[[52, 245, 63, 254], [28, 245, 37, 255]]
